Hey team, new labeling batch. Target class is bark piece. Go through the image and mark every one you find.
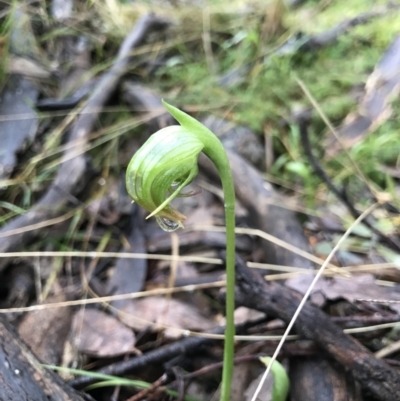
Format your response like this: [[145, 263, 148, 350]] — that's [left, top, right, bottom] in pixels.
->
[[0, 316, 92, 401]]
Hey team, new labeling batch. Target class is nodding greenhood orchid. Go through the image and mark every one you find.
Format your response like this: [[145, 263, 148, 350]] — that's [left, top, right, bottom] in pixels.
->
[[125, 100, 236, 401], [126, 125, 203, 231]]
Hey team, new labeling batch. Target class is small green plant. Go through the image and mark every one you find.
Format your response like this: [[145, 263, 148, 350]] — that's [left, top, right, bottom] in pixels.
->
[[259, 357, 290, 401], [125, 100, 236, 401]]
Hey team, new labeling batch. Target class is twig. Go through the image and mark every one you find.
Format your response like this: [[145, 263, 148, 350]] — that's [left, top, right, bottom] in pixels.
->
[[298, 113, 400, 252]]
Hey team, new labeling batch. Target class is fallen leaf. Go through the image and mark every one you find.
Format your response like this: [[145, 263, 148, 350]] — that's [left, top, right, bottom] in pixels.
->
[[18, 292, 72, 364], [286, 274, 400, 313], [71, 309, 135, 357], [118, 296, 214, 339]]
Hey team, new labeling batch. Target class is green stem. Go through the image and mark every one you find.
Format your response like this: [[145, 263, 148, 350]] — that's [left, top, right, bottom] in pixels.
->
[[162, 102, 236, 401], [204, 146, 235, 401], [220, 190, 236, 401]]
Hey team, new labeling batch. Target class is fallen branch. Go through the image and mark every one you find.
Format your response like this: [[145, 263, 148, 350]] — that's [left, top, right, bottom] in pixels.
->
[[234, 255, 400, 401]]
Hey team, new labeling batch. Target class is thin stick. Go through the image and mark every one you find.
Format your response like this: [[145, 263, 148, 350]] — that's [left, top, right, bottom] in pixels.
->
[[0, 280, 226, 314], [0, 250, 222, 264]]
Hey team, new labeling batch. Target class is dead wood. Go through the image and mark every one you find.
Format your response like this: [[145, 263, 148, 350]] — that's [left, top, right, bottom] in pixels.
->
[[36, 80, 97, 111], [233, 255, 400, 401], [0, 76, 39, 180], [0, 15, 168, 273], [0, 315, 93, 401], [332, 314, 400, 327], [69, 328, 223, 389]]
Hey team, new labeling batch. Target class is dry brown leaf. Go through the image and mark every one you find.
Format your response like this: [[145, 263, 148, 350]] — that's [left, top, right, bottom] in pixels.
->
[[18, 292, 72, 364], [71, 309, 135, 357], [118, 296, 214, 339], [286, 274, 400, 313]]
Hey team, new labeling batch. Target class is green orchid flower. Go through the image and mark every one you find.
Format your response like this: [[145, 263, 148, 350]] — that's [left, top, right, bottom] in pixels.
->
[[126, 125, 203, 231]]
